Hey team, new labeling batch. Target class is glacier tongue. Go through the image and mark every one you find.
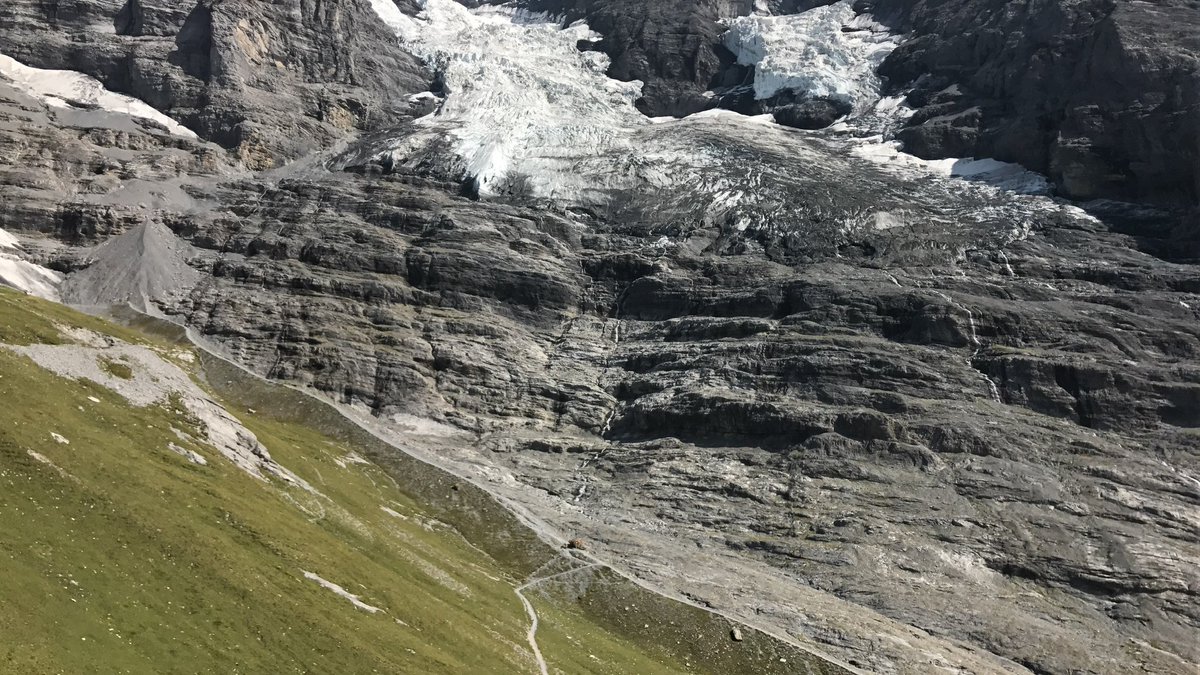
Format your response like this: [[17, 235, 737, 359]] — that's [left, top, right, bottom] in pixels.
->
[[722, 1, 901, 110]]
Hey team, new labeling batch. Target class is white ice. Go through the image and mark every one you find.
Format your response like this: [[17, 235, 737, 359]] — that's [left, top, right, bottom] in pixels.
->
[[366, 0, 1076, 234], [722, 1, 901, 109], [0, 229, 19, 250], [0, 52, 197, 139], [368, 0, 645, 200]]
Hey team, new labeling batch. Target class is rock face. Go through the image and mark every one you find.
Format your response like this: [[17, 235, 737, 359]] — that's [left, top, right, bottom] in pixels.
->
[[163, 162, 1200, 675], [0, 0, 430, 166], [868, 0, 1200, 205], [772, 96, 853, 129], [516, 0, 757, 116], [1, 2, 1199, 675]]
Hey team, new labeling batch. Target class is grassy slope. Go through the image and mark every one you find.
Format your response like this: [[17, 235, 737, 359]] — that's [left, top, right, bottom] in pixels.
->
[[0, 289, 694, 675]]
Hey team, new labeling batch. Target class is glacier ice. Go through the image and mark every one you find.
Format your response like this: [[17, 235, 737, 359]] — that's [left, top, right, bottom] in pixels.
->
[[364, 0, 645, 200], [364, 0, 1085, 247], [722, 1, 901, 110]]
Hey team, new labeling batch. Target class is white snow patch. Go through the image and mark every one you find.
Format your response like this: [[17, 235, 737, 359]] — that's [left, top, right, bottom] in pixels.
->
[[50, 432, 70, 445], [722, 1, 901, 109], [302, 571, 384, 613], [934, 157, 1050, 194], [853, 140, 1050, 194], [0, 53, 197, 139], [0, 228, 63, 301], [408, 90, 441, 104], [0, 229, 19, 250], [872, 94, 914, 118], [0, 254, 63, 301], [365, 0, 409, 33]]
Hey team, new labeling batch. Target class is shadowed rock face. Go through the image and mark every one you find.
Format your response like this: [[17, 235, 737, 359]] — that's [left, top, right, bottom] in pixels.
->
[[1, 1, 1199, 674], [869, 0, 1200, 206], [0, 0, 431, 165], [511, 0, 756, 116]]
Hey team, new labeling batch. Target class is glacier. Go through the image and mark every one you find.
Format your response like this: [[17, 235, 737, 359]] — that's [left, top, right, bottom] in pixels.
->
[[363, 0, 1087, 250], [365, 0, 646, 201], [722, 1, 902, 110]]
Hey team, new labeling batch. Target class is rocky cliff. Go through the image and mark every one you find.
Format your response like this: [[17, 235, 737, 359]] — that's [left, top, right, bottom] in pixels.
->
[[0, 0, 430, 166], [871, 0, 1200, 206], [1, 1, 1198, 674]]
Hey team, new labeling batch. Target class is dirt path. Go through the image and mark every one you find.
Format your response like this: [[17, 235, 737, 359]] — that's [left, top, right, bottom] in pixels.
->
[[515, 586, 549, 675], [514, 563, 600, 675]]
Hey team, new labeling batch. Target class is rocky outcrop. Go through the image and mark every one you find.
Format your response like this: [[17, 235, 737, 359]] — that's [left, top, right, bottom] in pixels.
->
[[771, 97, 852, 129], [869, 0, 1200, 206], [0, 0, 430, 166], [157, 163, 1198, 675], [513, 0, 757, 116]]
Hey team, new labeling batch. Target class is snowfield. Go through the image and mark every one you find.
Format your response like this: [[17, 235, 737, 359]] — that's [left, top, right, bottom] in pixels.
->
[[0, 228, 63, 301], [854, 140, 1051, 195], [0, 52, 197, 139]]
